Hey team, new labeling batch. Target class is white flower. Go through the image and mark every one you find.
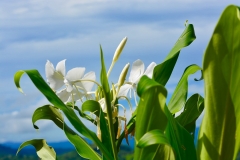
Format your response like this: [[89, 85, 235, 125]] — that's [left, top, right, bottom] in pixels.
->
[[45, 59, 66, 91], [45, 60, 96, 102], [118, 59, 156, 98]]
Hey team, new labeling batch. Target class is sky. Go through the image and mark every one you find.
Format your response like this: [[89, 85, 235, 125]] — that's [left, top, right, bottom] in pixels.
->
[[0, 0, 239, 143]]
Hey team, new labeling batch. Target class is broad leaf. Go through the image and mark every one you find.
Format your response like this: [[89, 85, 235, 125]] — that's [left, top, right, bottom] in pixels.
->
[[197, 5, 240, 160], [175, 94, 204, 137], [137, 129, 170, 148], [153, 24, 196, 86], [168, 64, 201, 114], [164, 106, 197, 160], [32, 105, 101, 160], [17, 139, 56, 160], [14, 70, 113, 160], [134, 76, 169, 160]]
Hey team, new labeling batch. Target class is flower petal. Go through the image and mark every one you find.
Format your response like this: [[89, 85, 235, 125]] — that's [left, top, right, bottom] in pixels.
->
[[56, 59, 66, 77], [66, 67, 85, 81], [129, 59, 144, 83], [45, 60, 64, 90], [81, 71, 96, 92], [144, 62, 156, 78], [118, 84, 132, 97], [57, 88, 71, 102], [99, 98, 107, 113]]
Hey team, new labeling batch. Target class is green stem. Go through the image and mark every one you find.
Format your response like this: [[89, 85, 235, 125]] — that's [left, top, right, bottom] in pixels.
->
[[104, 91, 118, 160]]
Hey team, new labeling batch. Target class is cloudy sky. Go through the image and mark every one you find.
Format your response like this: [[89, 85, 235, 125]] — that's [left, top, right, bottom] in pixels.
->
[[0, 0, 239, 143]]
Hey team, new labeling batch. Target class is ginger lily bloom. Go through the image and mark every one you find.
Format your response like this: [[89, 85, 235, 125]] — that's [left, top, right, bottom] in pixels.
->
[[118, 59, 156, 102], [45, 60, 96, 103], [45, 59, 66, 91]]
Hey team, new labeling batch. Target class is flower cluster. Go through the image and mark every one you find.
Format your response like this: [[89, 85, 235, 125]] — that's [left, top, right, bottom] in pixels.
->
[[45, 37, 156, 140]]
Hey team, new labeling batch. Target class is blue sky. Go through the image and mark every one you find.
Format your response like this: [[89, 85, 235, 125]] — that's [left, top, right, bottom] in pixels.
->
[[0, 0, 239, 143]]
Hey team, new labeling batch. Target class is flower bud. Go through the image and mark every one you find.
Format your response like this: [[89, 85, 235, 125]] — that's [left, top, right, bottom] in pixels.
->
[[113, 37, 127, 63], [118, 63, 130, 88]]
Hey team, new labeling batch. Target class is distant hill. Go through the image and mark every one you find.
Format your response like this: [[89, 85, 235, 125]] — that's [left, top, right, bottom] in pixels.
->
[[0, 144, 16, 155]]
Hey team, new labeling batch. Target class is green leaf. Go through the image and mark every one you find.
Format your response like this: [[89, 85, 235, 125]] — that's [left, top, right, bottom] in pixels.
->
[[153, 24, 196, 86], [82, 100, 112, 155], [137, 75, 162, 97], [100, 46, 117, 159], [168, 64, 201, 114], [175, 94, 204, 136], [137, 129, 170, 148], [63, 126, 101, 160], [17, 139, 56, 160], [197, 5, 240, 160], [164, 106, 197, 160], [134, 76, 169, 160], [14, 70, 113, 160], [32, 105, 101, 160]]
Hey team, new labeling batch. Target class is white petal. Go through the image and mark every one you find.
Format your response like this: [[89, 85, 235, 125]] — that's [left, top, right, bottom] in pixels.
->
[[144, 62, 157, 78], [66, 67, 85, 81], [64, 79, 74, 92], [81, 71, 96, 92], [99, 98, 107, 112], [45, 60, 64, 90], [66, 92, 82, 102], [118, 84, 132, 97], [45, 60, 55, 79], [129, 59, 144, 83], [56, 59, 66, 77], [57, 88, 71, 102]]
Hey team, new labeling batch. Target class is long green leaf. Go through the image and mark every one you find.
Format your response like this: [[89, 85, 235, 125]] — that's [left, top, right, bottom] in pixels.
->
[[197, 5, 240, 160], [14, 70, 113, 160], [134, 76, 169, 160], [17, 139, 56, 160], [63, 126, 101, 160], [82, 100, 112, 156], [168, 64, 201, 114], [153, 24, 196, 86], [100, 46, 117, 159], [32, 105, 101, 160]]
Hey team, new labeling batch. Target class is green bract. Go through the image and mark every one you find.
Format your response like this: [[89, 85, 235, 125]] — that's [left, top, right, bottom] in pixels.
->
[[13, 5, 240, 160]]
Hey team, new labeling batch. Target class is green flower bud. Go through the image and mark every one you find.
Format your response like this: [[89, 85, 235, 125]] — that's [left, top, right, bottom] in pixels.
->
[[118, 63, 130, 88], [113, 37, 127, 63]]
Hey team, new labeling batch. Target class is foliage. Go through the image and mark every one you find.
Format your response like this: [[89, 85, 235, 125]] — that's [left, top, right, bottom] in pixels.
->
[[13, 5, 240, 160]]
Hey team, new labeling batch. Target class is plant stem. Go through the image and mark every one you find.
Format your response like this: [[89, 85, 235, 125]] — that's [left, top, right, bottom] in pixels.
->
[[104, 91, 118, 160]]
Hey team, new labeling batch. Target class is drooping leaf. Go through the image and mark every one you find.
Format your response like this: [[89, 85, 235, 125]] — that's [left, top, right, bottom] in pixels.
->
[[153, 24, 196, 86], [175, 94, 204, 137], [65, 102, 97, 125], [134, 76, 169, 160], [63, 126, 101, 160], [14, 70, 113, 160], [17, 139, 56, 160], [168, 64, 201, 114], [32, 105, 101, 160], [197, 5, 240, 160]]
